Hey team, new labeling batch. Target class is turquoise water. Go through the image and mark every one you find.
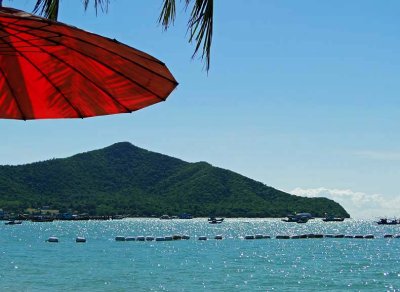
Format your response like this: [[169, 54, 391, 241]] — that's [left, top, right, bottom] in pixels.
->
[[1, 218, 400, 291]]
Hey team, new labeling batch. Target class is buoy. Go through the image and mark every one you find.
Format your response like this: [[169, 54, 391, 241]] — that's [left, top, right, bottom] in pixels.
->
[[76, 237, 86, 243], [182, 235, 190, 240], [125, 237, 136, 241], [254, 234, 263, 239], [364, 234, 374, 239], [276, 235, 290, 239], [314, 234, 324, 238], [164, 236, 173, 241], [354, 235, 363, 239], [115, 236, 125, 241], [344, 235, 354, 238], [384, 234, 393, 238], [244, 235, 255, 240], [262, 235, 271, 239], [325, 234, 334, 238], [334, 235, 344, 238], [145, 236, 154, 241], [291, 235, 300, 239], [47, 236, 59, 243], [155, 237, 165, 241], [136, 236, 145, 241]]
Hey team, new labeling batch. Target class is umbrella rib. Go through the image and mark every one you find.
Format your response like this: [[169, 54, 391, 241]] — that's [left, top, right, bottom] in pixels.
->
[[3, 20, 177, 89], [0, 63, 27, 120], [7, 24, 169, 102], [0, 27, 85, 118], [1, 14, 173, 74], [20, 54, 85, 118], [9, 34, 134, 114]]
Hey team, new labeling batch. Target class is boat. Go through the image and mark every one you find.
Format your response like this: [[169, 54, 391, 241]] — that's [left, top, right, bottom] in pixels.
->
[[296, 216, 309, 224], [5, 220, 22, 225], [208, 217, 224, 224], [178, 213, 193, 219], [322, 215, 345, 222], [31, 216, 54, 222], [159, 214, 172, 220], [377, 218, 399, 225], [282, 213, 312, 223]]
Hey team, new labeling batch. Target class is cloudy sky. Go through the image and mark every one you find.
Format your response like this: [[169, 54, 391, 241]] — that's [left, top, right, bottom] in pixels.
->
[[2, 1, 400, 218]]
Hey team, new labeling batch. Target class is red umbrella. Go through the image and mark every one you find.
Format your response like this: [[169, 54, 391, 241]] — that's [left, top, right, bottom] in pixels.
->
[[0, 7, 178, 120]]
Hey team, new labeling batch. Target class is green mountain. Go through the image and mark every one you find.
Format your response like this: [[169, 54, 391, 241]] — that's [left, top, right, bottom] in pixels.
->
[[0, 142, 350, 218]]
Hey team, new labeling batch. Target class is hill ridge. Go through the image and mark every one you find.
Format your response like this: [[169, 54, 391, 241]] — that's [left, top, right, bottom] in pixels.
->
[[0, 142, 350, 218]]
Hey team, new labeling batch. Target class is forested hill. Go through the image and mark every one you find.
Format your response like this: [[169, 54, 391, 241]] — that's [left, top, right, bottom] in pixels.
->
[[0, 142, 350, 217]]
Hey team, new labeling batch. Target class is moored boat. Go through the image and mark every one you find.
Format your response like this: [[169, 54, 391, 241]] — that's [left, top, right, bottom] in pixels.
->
[[282, 213, 312, 223], [208, 217, 224, 224], [5, 220, 22, 225], [377, 218, 399, 225], [31, 216, 54, 222], [322, 216, 345, 222]]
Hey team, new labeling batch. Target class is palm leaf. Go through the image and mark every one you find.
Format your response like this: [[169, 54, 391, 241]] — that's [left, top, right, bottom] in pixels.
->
[[33, 0, 109, 20], [33, 0, 213, 71], [159, 0, 213, 71]]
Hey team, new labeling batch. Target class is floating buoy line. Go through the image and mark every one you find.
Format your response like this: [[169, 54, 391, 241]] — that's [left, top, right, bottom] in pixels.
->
[[44, 233, 400, 243]]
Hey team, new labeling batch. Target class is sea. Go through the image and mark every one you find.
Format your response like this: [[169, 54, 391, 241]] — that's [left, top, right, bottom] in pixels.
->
[[1, 218, 400, 291]]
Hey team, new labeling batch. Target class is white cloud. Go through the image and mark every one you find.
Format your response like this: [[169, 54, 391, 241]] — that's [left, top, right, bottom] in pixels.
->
[[290, 187, 400, 219]]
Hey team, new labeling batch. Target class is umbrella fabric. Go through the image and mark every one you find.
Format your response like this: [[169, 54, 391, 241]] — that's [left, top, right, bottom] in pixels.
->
[[0, 7, 178, 120]]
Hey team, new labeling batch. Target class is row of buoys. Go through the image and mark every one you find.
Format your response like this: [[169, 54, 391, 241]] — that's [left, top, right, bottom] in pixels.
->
[[46, 236, 87, 243], [115, 235, 191, 242], [47, 233, 400, 243]]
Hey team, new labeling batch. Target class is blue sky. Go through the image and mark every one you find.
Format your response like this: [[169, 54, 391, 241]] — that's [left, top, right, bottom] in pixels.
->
[[2, 1, 400, 218]]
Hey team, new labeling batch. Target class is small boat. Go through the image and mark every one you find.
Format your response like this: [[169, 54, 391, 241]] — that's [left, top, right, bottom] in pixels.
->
[[208, 217, 224, 224], [5, 220, 22, 225], [31, 216, 54, 222], [178, 213, 193, 219], [296, 216, 309, 224], [159, 214, 172, 220], [377, 218, 399, 225], [322, 215, 345, 222], [282, 213, 312, 223]]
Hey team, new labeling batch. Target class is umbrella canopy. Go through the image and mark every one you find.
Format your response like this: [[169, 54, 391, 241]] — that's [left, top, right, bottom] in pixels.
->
[[0, 7, 178, 120]]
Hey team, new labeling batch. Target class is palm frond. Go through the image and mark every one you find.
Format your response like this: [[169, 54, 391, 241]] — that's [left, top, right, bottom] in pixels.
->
[[159, 0, 213, 71], [33, 0, 110, 20], [83, 0, 110, 15], [33, 0, 59, 20], [187, 0, 213, 71], [158, 0, 176, 30]]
